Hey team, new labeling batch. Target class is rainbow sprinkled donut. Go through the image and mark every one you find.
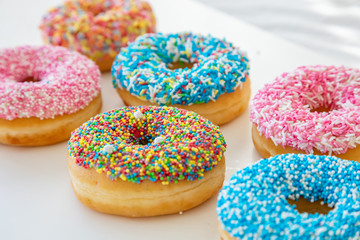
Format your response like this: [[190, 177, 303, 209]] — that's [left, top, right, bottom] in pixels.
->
[[217, 154, 360, 239], [112, 32, 250, 125], [0, 45, 101, 146], [67, 106, 226, 217], [250, 65, 360, 161], [40, 0, 156, 71]]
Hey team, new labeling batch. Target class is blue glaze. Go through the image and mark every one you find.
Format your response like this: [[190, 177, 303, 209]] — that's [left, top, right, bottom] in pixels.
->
[[217, 154, 360, 239], [111, 32, 249, 105]]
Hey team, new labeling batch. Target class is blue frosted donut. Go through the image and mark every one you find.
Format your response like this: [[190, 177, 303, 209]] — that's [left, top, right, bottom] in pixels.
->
[[217, 154, 360, 239], [111, 32, 249, 105]]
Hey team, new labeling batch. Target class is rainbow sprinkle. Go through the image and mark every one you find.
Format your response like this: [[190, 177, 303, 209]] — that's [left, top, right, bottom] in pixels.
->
[[68, 106, 226, 185], [250, 65, 360, 155], [217, 154, 360, 239], [40, 0, 156, 63], [112, 32, 249, 105]]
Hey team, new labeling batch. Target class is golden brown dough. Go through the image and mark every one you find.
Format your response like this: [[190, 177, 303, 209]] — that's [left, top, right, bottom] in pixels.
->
[[218, 222, 237, 240], [67, 155, 225, 217], [0, 94, 102, 146], [117, 79, 251, 126], [252, 124, 360, 162]]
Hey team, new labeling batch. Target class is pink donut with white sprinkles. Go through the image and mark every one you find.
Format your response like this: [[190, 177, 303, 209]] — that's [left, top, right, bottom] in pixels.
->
[[0, 45, 102, 146], [250, 65, 360, 160]]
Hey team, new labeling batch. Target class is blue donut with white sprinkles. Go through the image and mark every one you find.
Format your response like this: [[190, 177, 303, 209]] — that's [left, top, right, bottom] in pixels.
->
[[111, 32, 250, 125], [217, 154, 360, 239]]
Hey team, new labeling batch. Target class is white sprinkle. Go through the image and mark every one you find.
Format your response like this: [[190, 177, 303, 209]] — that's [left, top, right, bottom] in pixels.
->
[[134, 110, 144, 119], [154, 136, 165, 144], [103, 144, 115, 154]]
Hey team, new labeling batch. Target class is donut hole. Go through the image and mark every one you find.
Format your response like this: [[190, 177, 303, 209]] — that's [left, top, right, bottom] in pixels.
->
[[295, 69, 346, 114], [287, 196, 333, 215], [167, 61, 194, 70], [19, 76, 40, 83], [132, 137, 151, 145], [129, 134, 153, 145], [310, 105, 331, 113], [128, 128, 154, 146]]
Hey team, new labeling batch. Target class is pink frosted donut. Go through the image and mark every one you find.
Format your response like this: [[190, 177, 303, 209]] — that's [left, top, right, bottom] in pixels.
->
[[250, 65, 360, 161], [0, 45, 102, 146]]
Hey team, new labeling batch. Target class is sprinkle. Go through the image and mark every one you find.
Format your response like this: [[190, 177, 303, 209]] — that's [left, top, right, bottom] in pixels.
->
[[250, 65, 360, 155], [133, 110, 144, 119], [153, 136, 165, 144], [68, 106, 226, 184], [102, 144, 115, 154], [111, 32, 250, 106], [0, 45, 100, 120], [39, 0, 156, 63], [217, 154, 360, 239]]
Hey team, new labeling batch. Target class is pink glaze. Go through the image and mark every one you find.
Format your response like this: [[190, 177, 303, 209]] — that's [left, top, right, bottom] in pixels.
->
[[0, 45, 101, 120], [250, 65, 360, 155]]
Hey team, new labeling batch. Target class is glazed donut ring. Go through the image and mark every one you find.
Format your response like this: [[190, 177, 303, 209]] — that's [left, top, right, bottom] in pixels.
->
[[217, 154, 360, 239], [112, 32, 250, 125], [40, 0, 156, 71], [67, 106, 226, 217], [250, 65, 360, 160], [0, 45, 101, 146]]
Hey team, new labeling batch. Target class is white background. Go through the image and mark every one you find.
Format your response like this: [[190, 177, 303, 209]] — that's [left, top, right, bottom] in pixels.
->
[[199, 0, 360, 66], [0, 0, 344, 239]]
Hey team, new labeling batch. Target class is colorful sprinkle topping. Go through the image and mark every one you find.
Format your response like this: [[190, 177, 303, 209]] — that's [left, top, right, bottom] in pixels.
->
[[112, 32, 249, 105], [40, 0, 156, 62], [68, 106, 226, 184], [0, 45, 100, 120], [217, 154, 360, 239], [250, 65, 360, 155]]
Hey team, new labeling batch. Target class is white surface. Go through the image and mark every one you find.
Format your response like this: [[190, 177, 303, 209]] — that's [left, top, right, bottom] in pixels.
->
[[0, 0, 342, 239], [198, 0, 360, 66]]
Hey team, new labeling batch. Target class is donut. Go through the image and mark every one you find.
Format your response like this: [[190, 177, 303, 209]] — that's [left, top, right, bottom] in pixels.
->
[[40, 0, 156, 72], [111, 32, 250, 125], [250, 65, 360, 161], [67, 106, 226, 217], [0, 45, 101, 146], [217, 153, 360, 239]]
